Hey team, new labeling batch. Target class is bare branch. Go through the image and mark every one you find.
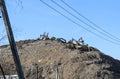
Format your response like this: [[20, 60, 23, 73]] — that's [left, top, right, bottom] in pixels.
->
[[0, 35, 6, 41]]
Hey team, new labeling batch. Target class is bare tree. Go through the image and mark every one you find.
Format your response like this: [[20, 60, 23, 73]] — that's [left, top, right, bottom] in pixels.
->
[[0, 35, 6, 41]]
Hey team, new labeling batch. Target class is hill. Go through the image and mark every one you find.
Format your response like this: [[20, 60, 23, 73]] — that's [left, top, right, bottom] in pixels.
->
[[0, 38, 120, 79]]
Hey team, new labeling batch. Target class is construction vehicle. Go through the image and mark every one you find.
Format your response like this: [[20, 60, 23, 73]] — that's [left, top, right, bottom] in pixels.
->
[[56, 38, 66, 43], [78, 37, 85, 45], [50, 37, 56, 41], [66, 38, 90, 52], [66, 39, 76, 49], [40, 32, 49, 40]]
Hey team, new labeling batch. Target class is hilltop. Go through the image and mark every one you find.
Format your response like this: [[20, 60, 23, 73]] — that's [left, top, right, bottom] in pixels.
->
[[0, 36, 120, 79]]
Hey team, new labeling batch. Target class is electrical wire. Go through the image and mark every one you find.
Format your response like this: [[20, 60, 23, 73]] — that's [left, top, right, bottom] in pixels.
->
[[51, 0, 120, 43], [61, 0, 120, 42], [39, 0, 120, 46], [0, 64, 6, 79]]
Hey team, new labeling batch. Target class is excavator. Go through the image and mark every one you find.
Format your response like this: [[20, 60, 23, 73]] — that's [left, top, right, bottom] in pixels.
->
[[40, 32, 49, 40], [66, 38, 90, 51]]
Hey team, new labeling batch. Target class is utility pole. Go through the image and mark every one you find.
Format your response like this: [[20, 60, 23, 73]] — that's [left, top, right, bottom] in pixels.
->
[[0, 0, 25, 79], [55, 62, 60, 79], [35, 64, 39, 79]]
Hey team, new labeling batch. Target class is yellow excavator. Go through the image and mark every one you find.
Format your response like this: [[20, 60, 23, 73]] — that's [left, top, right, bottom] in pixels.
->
[[66, 38, 90, 51]]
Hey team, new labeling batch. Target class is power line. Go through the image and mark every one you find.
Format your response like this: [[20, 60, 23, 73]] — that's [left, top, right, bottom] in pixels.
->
[[0, 64, 6, 79], [51, 0, 120, 43], [61, 0, 120, 42], [39, 0, 120, 46]]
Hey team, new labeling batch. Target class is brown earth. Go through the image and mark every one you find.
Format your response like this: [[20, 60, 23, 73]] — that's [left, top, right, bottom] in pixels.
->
[[0, 39, 120, 79]]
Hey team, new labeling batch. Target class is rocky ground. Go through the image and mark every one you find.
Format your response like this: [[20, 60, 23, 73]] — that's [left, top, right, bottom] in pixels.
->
[[0, 38, 120, 79]]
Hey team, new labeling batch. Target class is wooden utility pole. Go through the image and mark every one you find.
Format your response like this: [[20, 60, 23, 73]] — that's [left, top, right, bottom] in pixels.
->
[[55, 62, 60, 79], [0, 0, 25, 79], [35, 64, 39, 79]]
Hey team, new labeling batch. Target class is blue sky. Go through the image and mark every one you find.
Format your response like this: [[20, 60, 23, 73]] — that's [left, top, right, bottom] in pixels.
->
[[0, 0, 120, 59]]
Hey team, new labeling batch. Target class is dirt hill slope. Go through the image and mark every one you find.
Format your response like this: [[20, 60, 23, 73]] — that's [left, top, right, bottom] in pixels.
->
[[0, 39, 120, 79]]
